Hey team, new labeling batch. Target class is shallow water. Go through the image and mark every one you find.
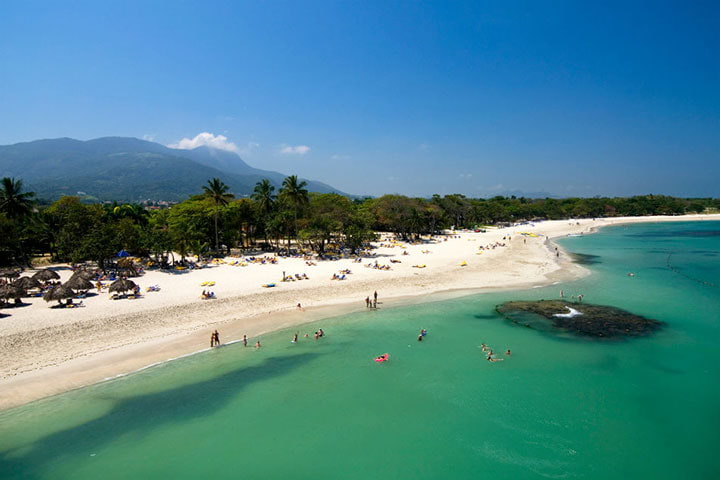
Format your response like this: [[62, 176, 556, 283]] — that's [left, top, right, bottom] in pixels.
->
[[1, 221, 719, 479]]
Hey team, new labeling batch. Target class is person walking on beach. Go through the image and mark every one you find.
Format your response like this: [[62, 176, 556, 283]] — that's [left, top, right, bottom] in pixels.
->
[[374, 290, 378, 304], [243, 334, 248, 347], [210, 332, 216, 347], [213, 330, 220, 346], [365, 296, 370, 308]]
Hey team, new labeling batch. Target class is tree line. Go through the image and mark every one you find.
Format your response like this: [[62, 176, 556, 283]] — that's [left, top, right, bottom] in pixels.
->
[[1, 175, 718, 267]]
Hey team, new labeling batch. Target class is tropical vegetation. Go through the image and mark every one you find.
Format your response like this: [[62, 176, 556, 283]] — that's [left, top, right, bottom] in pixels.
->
[[0, 175, 718, 268]]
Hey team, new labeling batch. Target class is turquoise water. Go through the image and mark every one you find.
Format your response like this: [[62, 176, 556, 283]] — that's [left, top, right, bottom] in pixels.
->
[[1, 221, 719, 479]]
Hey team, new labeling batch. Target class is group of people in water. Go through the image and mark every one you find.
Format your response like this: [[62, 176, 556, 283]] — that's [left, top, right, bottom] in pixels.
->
[[481, 343, 511, 362], [559, 290, 584, 302]]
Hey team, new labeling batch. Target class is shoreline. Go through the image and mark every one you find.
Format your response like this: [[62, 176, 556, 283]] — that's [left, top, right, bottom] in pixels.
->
[[1, 214, 718, 411]]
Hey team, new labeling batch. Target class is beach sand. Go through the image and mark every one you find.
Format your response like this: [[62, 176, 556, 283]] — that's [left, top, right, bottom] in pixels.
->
[[1, 214, 717, 410]]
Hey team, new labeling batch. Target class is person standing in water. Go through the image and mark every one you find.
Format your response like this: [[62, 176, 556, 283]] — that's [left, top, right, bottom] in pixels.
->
[[292, 332, 298, 343], [242, 334, 248, 347], [255, 340, 261, 348]]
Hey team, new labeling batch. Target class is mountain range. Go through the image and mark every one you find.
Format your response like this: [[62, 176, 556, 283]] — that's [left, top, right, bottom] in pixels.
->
[[0, 137, 345, 202]]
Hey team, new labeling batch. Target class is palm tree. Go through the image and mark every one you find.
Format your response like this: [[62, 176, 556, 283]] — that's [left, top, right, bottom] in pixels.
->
[[252, 179, 276, 214], [278, 175, 309, 250], [202, 178, 234, 253], [0, 177, 35, 219], [252, 179, 276, 247]]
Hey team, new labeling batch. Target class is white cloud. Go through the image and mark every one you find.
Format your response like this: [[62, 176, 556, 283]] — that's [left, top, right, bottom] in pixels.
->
[[168, 132, 239, 153], [279, 144, 310, 155], [238, 142, 260, 155], [142, 134, 156, 142]]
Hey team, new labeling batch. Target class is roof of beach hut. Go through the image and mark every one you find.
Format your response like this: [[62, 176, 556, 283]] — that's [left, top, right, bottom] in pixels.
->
[[0, 284, 25, 299], [32, 269, 60, 281], [109, 278, 136, 293], [15, 276, 41, 290], [63, 276, 94, 291], [42, 284, 74, 302], [0, 269, 20, 279], [70, 269, 96, 281]]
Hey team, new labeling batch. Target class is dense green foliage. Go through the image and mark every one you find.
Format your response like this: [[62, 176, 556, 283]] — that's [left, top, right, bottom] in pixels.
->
[[1, 175, 718, 267]]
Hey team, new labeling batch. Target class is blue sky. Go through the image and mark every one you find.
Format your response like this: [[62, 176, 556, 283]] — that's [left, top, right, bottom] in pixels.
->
[[1, 0, 718, 197]]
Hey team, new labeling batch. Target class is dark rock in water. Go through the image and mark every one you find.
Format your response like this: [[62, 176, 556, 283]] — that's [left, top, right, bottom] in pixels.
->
[[495, 300, 663, 339], [568, 252, 601, 265]]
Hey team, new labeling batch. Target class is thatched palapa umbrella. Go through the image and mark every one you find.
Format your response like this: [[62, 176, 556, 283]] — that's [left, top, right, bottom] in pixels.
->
[[33, 269, 60, 281], [15, 276, 41, 290], [0, 269, 20, 280], [43, 284, 75, 304], [0, 284, 25, 299], [71, 269, 96, 281], [109, 278, 136, 294], [63, 276, 94, 292]]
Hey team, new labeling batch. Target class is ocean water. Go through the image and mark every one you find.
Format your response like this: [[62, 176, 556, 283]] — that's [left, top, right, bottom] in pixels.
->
[[1, 221, 718, 479]]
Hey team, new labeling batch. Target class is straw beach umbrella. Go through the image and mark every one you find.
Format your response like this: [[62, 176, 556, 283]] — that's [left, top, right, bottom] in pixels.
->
[[63, 276, 94, 292], [70, 269, 96, 281], [0, 269, 20, 281], [0, 284, 25, 300], [109, 278, 136, 293], [33, 269, 60, 281], [42, 285, 74, 304], [15, 276, 41, 290]]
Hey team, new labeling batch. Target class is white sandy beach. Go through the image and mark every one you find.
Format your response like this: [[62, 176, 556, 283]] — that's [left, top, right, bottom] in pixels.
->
[[1, 214, 718, 410]]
